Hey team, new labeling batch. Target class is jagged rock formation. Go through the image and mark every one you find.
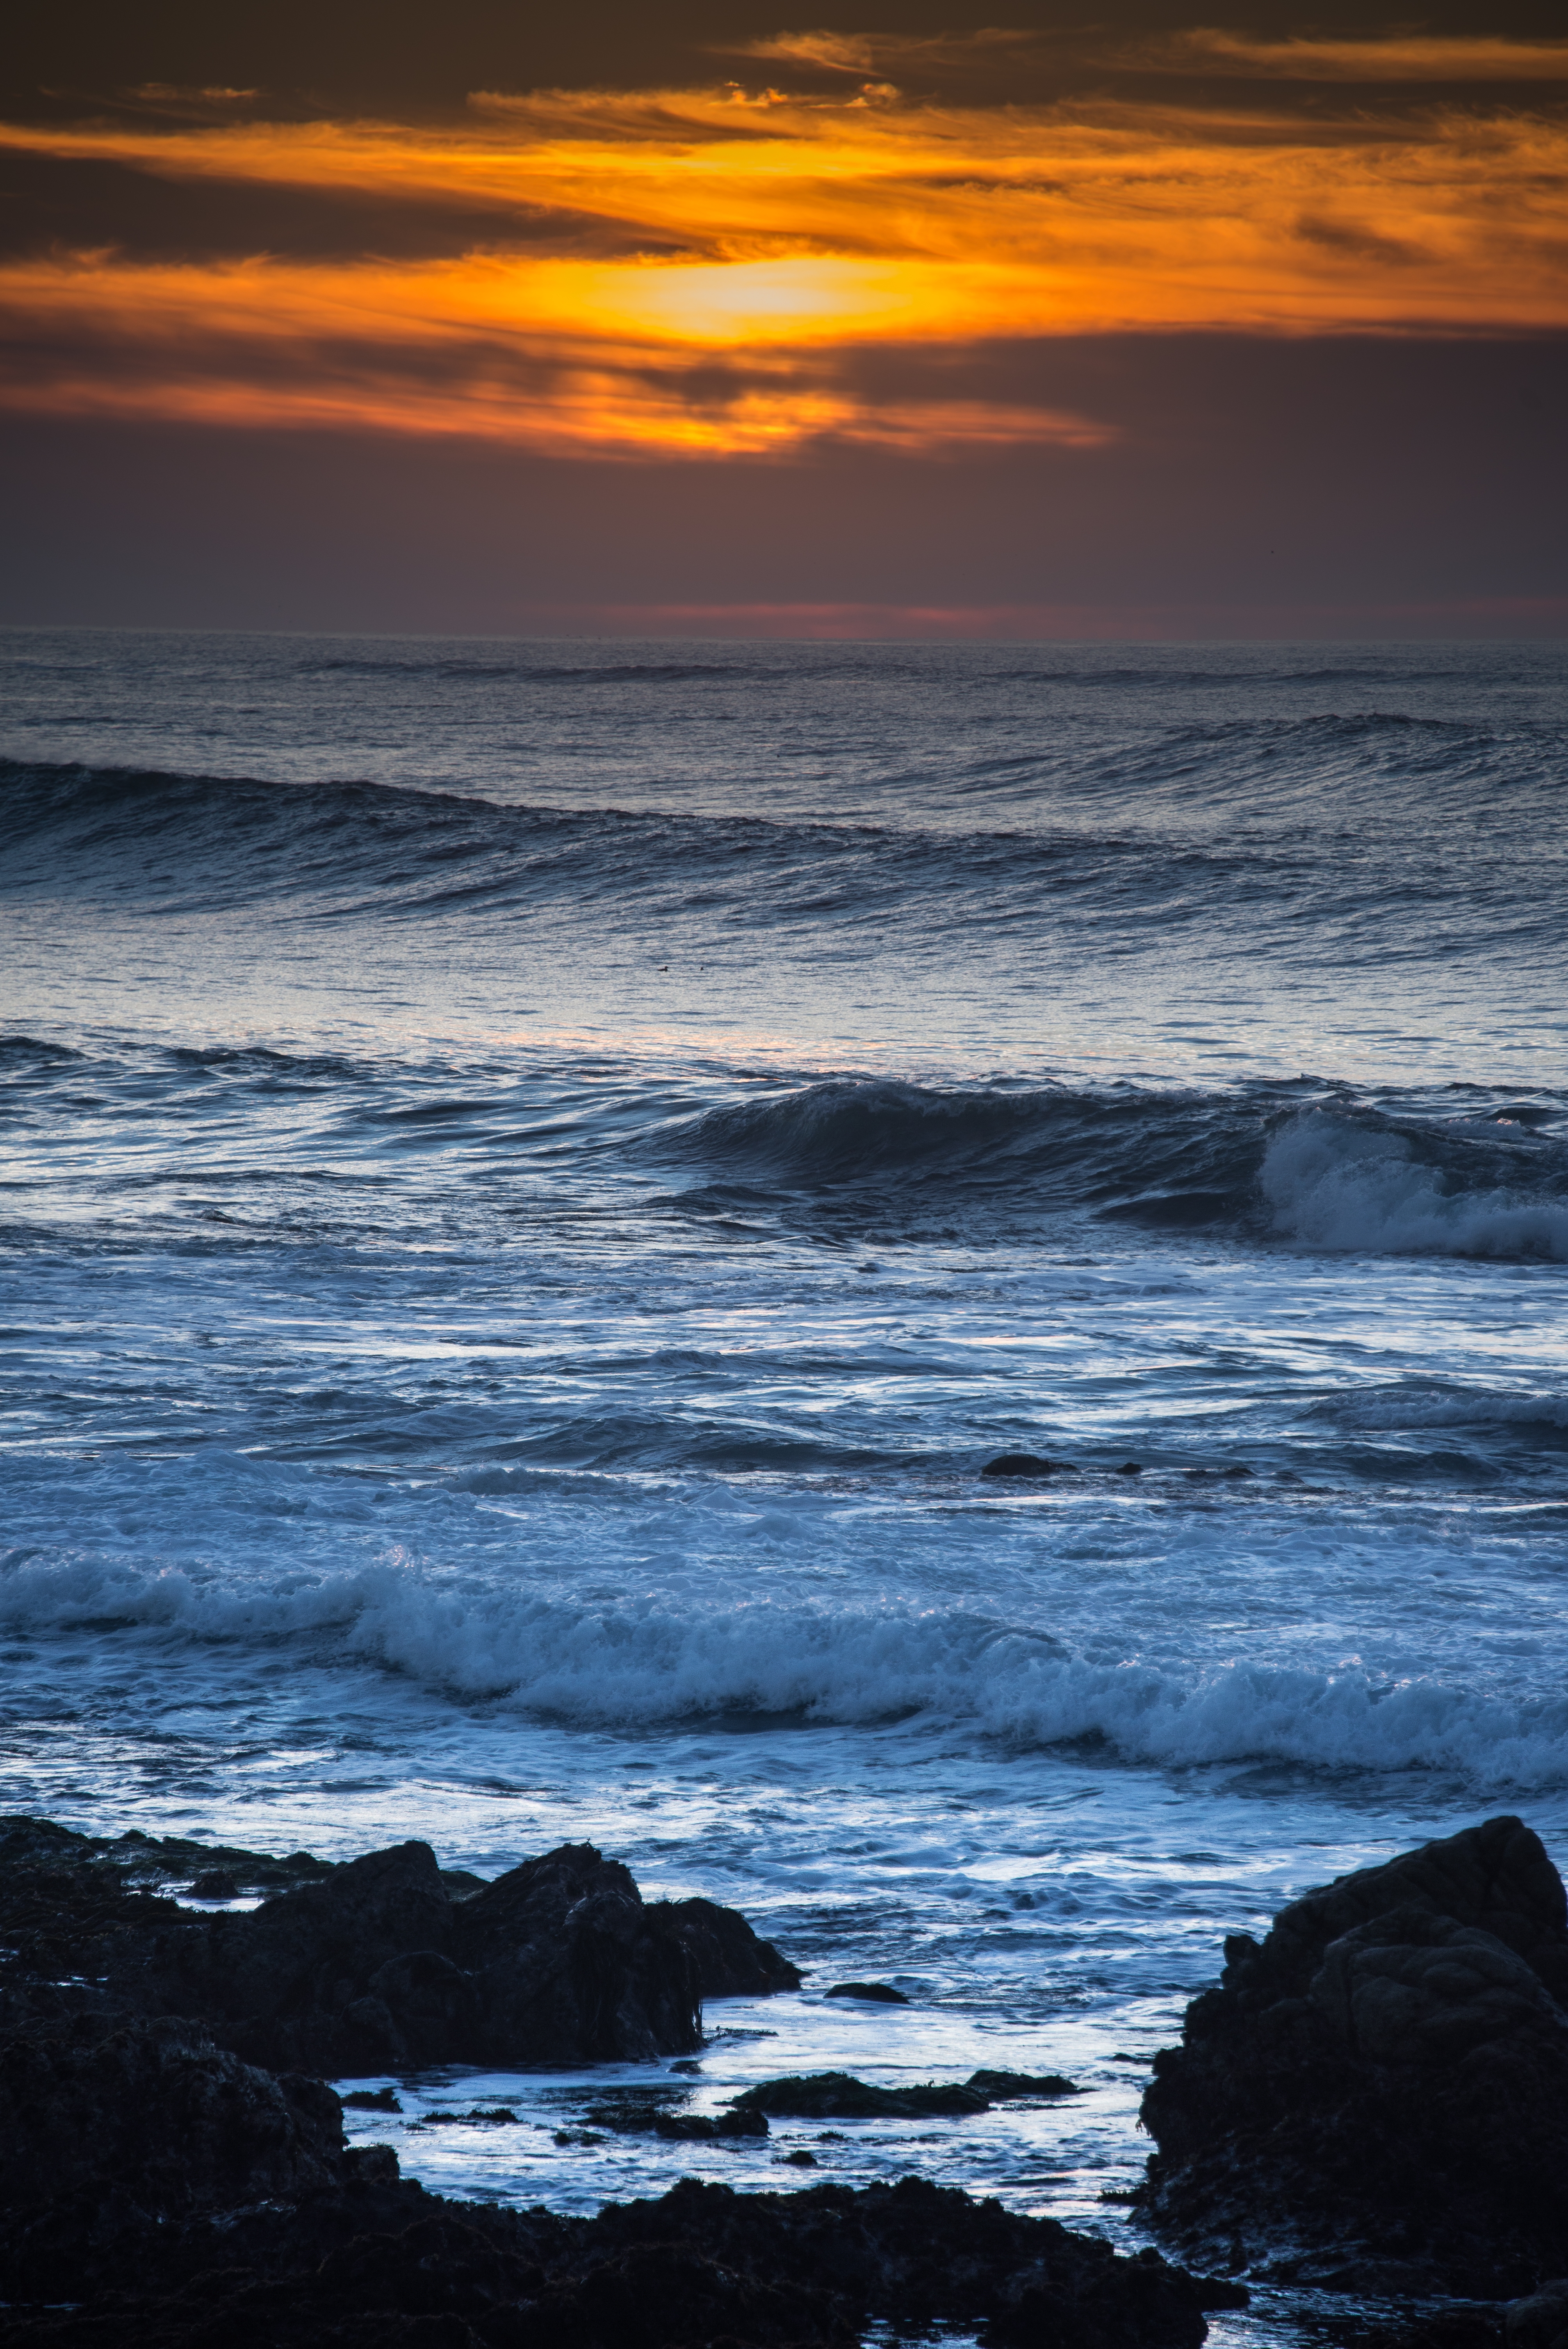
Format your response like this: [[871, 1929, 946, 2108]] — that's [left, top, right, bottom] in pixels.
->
[[730, 2070, 1080, 2119], [0, 1822, 797, 2074], [1140, 1815, 1568, 2295], [645, 1894, 801, 1998], [0, 1810, 1245, 2345], [0, 2160, 1235, 2347]]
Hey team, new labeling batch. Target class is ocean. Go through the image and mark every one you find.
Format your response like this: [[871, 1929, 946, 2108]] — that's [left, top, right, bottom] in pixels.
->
[[3, 630, 1566, 2334]]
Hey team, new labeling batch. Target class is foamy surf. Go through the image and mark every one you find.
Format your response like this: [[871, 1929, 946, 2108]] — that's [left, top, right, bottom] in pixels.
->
[[6, 1532, 1568, 1789], [3, 630, 1566, 2292], [1263, 1109, 1568, 1258]]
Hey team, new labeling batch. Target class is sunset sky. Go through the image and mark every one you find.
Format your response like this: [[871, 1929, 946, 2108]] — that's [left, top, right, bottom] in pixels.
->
[[3, 0, 1564, 636]]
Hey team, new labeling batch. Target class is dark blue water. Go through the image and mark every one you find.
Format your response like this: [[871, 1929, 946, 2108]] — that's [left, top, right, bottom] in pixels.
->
[[2, 630, 1565, 2291]]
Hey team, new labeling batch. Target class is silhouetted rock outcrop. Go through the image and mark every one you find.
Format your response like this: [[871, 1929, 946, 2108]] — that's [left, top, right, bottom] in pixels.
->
[[732, 2071, 989, 2119], [0, 2009, 347, 2303], [729, 2069, 1078, 2119], [0, 1824, 799, 2075], [0, 2168, 1237, 2348], [968, 2067, 1081, 2099], [650, 1893, 803, 1997], [0, 1811, 1247, 2346], [1140, 1815, 1568, 2295]]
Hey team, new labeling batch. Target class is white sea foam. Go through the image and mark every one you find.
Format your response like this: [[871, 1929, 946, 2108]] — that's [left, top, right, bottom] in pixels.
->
[[5, 1549, 1568, 1790], [1262, 1112, 1568, 1258]]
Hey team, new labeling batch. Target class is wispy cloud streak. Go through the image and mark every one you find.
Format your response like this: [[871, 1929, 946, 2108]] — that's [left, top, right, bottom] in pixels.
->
[[1, 46, 1564, 456]]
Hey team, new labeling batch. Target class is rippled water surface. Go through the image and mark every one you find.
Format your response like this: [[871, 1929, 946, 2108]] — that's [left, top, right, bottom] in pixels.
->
[[2, 630, 1566, 2319]]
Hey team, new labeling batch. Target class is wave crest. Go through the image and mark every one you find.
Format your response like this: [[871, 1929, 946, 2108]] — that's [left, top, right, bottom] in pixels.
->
[[3, 1551, 1566, 1789], [1263, 1109, 1568, 1259]]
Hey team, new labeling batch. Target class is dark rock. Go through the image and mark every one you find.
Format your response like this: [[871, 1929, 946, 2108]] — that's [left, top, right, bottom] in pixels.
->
[[188, 1870, 241, 1900], [585, 2095, 768, 2141], [413, 2107, 519, 2128], [0, 1829, 744, 2073], [1140, 1815, 1568, 2293], [582, 2174, 1225, 2345], [1509, 2282, 1568, 2349], [966, 2068, 1080, 2099], [0, 1815, 1236, 2346], [170, 1840, 467, 2073], [342, 2085, 403, 2111], [981, 1453, 1069, 1477], [0, 1814, 336, 1901], [523, 2237, 855, 2348], [1117, 1461, 1142, 1475], [447, 1842, 702, 2067], [990, 2242, 1246, 2349], [657, 2107, 767, 2142], [824, 1981, 908, 2003], [650, 1893, 803, 1996], [731, 2072, 989, 2119], [0, 2010, 347, 2302], [0, 2153, 1233, 2348]]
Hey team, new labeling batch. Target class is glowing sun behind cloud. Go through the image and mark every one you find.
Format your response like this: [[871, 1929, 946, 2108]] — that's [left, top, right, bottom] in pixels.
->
[[1, 44, 1565, 458]]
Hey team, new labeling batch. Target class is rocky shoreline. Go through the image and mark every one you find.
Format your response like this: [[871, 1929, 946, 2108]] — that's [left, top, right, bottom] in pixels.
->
[[1139, 1814, 1568, 2303], [2, 1810, 1566, 2344]]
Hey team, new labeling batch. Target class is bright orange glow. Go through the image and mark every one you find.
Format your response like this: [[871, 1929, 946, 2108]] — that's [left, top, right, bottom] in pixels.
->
[[1, 47, 1564, 456]]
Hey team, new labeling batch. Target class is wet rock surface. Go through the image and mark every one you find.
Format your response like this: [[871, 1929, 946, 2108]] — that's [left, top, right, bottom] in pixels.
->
[[0, 2009, 345, 2296], [648, 1895, 802, 1998], [968, 2067, 1082, 2099], [729, 2069, 1078, 2119], [0, 1821, 796, 2073], [0, 2169, 1234, 2348], [586, 2092, 770, 2141], [1140, 1814, 1568, 2295], [0, 1813, 1239, 2347]]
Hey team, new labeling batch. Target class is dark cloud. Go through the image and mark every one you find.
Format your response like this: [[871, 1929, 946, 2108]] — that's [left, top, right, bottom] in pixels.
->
[[8, 0, 1568, 126], [3, 333, 1562, 634], [0, 146, 656, 264], [1294, 213, 1427, 266]]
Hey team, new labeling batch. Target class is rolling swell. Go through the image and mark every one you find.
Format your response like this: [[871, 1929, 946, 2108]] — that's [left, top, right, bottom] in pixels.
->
[[0, 758, 1323, 959], [4, 754, 1559, 980], [5, 1013, 1564, 1260], [662, 1078, 1568, 1257]]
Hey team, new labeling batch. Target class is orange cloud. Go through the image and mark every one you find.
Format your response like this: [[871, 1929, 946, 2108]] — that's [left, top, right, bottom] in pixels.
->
[[1, 48, 1564, 457], [726, 27, 1568, 87]]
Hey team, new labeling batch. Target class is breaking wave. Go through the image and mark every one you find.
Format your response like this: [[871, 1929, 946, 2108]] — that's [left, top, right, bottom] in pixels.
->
[[1262, 1109, 1568, 1260], [3, 1548, 1566, 1790], [659, 1082, 1568, 1258]]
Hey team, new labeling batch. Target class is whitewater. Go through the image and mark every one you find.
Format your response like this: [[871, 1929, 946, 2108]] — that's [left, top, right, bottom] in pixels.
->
[[2, 631, 1566, 2323]]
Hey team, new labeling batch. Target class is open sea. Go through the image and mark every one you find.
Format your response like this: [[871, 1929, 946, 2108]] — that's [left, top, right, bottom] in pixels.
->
[[3, 630, 1566, 2335]]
